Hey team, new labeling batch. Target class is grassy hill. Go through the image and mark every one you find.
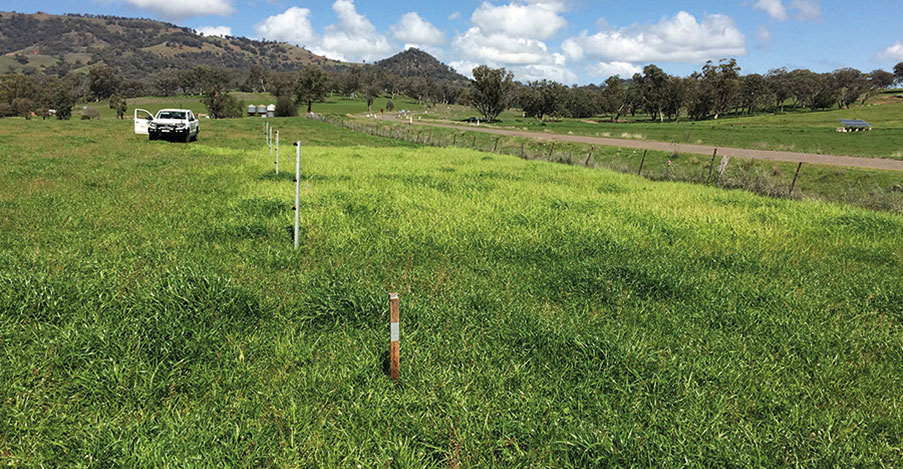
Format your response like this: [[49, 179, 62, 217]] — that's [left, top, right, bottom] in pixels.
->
[[0, 117, 901, 465], [0, 11, 339, 78]]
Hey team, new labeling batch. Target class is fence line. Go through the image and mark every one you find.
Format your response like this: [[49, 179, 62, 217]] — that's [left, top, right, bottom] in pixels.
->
[[304, 113, 841, 205]]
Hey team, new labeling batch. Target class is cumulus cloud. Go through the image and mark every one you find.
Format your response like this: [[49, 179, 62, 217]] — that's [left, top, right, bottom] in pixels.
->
[[789, 0, 821, 20], [752, 0, 821, 21], [196, 25, 232, 37], [446, 1, 576, 83], [254, 7, 318, 47], [470, 1, 567, 40], [562, 11, 746, 64], [391, 12, 446, 46], [123, 0, 234, 19], [877, 41, 903, 61], [255, 1, 393, 62], [448, 11, 461, 20], [753, 0, 787, 20], [315, 0, 394, 62], [452, 28, 554, 65], [587, 61, 641, 79]]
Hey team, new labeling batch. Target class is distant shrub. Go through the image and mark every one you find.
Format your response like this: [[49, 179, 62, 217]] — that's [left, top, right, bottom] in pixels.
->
[[0, 103, 12, 118], [386, 99, 394, 111], [275, 95, 298, 117], [204, 92, 244, 119]]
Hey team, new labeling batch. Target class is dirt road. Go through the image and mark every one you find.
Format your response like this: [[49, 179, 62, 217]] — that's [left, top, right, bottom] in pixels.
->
[[390, 118, 903, 172]]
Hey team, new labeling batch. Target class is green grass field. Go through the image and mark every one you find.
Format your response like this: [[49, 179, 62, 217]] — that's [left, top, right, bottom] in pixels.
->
[[1, 117, 901, 466], [417, 92, 903, 160], [334, 116, 903, 213]]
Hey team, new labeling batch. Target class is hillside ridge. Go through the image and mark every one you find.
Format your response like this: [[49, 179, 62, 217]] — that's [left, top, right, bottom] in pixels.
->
[[0, 11, 339, 79]]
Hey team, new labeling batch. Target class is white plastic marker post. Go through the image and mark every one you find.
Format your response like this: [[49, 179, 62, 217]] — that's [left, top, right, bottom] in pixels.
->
[[275, 130, 279, 175], [389, 293, 400, 380], [293, 141, 301, 249]]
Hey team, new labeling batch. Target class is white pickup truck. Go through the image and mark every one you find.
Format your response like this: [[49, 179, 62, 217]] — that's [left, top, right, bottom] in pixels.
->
[[134, 108, 200, 142]]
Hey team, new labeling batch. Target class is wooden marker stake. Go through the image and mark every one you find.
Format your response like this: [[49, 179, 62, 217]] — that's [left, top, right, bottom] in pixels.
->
[[389, 293, 400, 380], [472, 135, 476, 149], [637, 150, 648, 176], [707, 148, 718, 182], [584, 146, 594, 166], [492, 138, 499, 153], [275, 130, 279, 175], [547, 142, 555, 160], [293, 142, 301, 249], [789, 162, 803, 196], [453, 133, 457, 146], [520, 142, 525, 159]]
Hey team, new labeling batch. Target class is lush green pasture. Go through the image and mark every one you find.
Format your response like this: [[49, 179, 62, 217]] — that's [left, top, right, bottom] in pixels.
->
[[418, 93, 903, 160], [1, 117, 902, 466], [346, 117, 903, 213]]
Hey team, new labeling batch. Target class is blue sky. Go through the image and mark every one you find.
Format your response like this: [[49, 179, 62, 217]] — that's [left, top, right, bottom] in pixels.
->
[[6, 0, 903, 84]]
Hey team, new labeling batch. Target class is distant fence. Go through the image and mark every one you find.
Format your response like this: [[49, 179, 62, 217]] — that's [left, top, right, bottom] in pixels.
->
[[305, 113, 903, 213]]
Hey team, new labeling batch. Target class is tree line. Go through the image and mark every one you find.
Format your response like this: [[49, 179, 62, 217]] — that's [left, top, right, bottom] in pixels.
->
[[475, 59, 903, 123], [2, 58, 902, 122]]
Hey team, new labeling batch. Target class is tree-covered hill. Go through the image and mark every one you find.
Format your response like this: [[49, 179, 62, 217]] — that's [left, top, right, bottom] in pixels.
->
[[0, 11, 340, 79], [375, 48, 469, 85]]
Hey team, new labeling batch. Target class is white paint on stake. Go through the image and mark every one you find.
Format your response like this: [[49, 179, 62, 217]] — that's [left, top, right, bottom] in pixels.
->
[[294, 141, 301, 250], [390, 322, 400, 342]]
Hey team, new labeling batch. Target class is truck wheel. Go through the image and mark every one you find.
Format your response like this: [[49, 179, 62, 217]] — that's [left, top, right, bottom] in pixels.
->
[[184, 132, 191, 143], [149, 134, 156, 141]]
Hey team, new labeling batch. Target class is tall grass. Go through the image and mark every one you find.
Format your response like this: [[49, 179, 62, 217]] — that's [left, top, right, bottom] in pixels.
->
[[0, 117, 901, 466]]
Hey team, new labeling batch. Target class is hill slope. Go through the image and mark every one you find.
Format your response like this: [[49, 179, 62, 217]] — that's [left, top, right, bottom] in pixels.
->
[[0, 11, 340, 78], [375, 48, 469, 84]]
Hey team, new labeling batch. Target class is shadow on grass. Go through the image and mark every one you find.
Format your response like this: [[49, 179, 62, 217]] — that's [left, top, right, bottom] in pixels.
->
[[259, 171, 296, 182]]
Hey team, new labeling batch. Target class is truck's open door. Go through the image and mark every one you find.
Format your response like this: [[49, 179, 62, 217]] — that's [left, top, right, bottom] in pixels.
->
[[134, 108, 153, 134]]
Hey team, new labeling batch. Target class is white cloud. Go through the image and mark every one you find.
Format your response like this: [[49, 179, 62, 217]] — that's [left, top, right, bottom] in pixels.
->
[[391, 12, 446, 46], [255, 1, 394, 62], [448, 11, 461, 20], [254, 7, 318, 47], [563, 11, 746, 64], [789, 0, 821, 20], [587, 61, 641, 79], [315, 0, 395, 62], [518, 62, 578, 84], [753, 0, 787, 20], [877, 41, 903, 61], [196, 25, 232, 37], [756, 25, 772, 50], [448, 60, 481, 78], [450, 26, 574, 83], [561, 38, 583, 61], [470, 1, 567, 40], [123, 0, 234, 18], [452, 27, 553, 65], [751, 0, 821, 21]]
